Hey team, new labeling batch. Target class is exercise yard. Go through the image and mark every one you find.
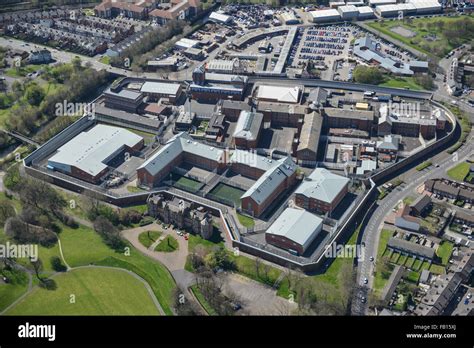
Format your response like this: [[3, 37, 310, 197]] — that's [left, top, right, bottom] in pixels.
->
[[171, 174, 204, 193], [208, 183, 245, 207]]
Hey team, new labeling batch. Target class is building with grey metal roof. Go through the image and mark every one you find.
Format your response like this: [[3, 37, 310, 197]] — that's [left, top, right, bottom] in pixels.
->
[[296, 112, 323, 166], [256, 84, 303, 104], [48, 124, 144, 183], [387, 237, 435, 260], [233, 110, 264, 149], [295, 168, 349, 214], [310, 9, 341, 23], [140, 81, 182, 101], [265, 207, 323, 255]]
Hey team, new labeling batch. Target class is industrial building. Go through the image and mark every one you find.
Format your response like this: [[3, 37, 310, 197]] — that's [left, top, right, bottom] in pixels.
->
[[103, 87, 144, 113], [407, 0, 442, 14], [310, 9, 341, 23], [368, 0, 397, 6], [295, 168, 349, 215], [255, 84, 303, 104], [265, 207, 323, 255], [47, 124, 144, 183], [208, 11, 233, 25], [175, 38, 200, 50], [337, 5, 359, 20], [375, 3, 416, 17], [279, 11, 300, 25], [232, 110, 264, 149], [357, 6, 376, 19]]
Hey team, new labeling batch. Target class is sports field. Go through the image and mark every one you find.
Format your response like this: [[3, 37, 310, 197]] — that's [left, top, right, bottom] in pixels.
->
[[208, 183, 245, 206], [6, 268, 160, 315]]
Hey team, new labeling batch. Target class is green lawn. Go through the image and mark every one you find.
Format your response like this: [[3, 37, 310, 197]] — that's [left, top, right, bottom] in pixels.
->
[[380, 76, 422, 90], [173, 175, 203, 193], [447, 162, 471, 182], [138, 231, 162, 248], [154, 235, 179, 252], [436, 241, 454, 266], [208, 183, 245, 207], [373, 229, 394, 294], [6, 268, 160, 315], [413, 259, 422, 271], [190, 285, 217, 315], [405, 257, 415, 269], [405, 270, 420, 284], [429, 264, 446, 275], [236, 212, 255, 228]]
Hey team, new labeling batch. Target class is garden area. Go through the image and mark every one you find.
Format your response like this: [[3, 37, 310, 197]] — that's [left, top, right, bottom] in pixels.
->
[[447, 162, 471, 182]]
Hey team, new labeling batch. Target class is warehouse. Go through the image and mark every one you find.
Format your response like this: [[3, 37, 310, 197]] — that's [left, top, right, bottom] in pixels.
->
[[255, 84, 302, 104], [206, 59, 239, 74], [295, 168, 349, 215], [357, 6, 376, 19], [375, 3, 416, 17], [175, 38, 199, 50], [368, 0, 397, 6], [232, 110, 264, 149], [310, 9, 341, 23], [337, 5, 359, 20], [47, 124, 144, 184], [265, 207, 323, 255], [407, 0, 442, 14], [140, 81, 183, 102], [208, 11, 233, 25]]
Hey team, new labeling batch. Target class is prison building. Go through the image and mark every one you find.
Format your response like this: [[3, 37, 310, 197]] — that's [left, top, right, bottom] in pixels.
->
[[140, 81, 183, 103], [220, 100, 252, 122], [239, 156, 297, 217], [255, 85, 303, 104], [322, 108, 374, 132], [295, 112, 323, 167], [295, 168, 349, 215], [232, 110, 264, 149], [137, 132, 226, 188], [103, 87, 144, 113], [256, 102, 307, 126], [47, 124, 144, 184], [265, 207, 323, 255]]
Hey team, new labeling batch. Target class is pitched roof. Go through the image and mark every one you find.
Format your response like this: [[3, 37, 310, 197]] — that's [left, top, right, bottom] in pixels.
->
[[295, 168, 349, 203], [256, 85, 302, 104]]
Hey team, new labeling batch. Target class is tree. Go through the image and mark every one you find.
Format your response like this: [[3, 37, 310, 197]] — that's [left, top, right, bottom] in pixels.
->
[[50, 256, 67, 272], [93, 216, 125, 251], [0, 199, 16, 225], [414, 74, 435, 90], [353, 66, 385, 85], [30, 258, 43, 282], [205, 246, 235, 271], [25, 83, 45, 106]]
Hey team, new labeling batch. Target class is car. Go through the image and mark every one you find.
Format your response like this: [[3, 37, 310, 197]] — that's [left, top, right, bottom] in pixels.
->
[[363, 278, 368, 284], [435, 163, 440, 168], [369, 256, 374, 262], [468, 293, 472, 299], [361, 297, 366, 303]]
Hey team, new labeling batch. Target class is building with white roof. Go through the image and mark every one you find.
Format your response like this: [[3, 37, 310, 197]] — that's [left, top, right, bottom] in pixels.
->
[[407, 0, 442, 14], [279, 11, 300, 25], [175, 38, 199, 50], [368, 0, 396, 6], [295, 168, 349, 215], [357, 6, 376, 19], [255, 84, 302, 104], [206, 59, 239, 74], [375, 3, 416, 17], [338, 5, 359, 19], [208, 11, 233, 24], [47, 124, 144, 183], [265, 207, 323, 255], [310, 9, 341, 23], [140, 81, 182, 102]]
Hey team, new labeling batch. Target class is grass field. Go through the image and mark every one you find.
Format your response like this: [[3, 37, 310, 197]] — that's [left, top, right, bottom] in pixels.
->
[[380, 76, 423, 90], [209, 183, 245, 207], [138, 231, 162, 248], [154, 235, 179, 252], [447, 162, 471, 182], [367, 15, 474, 57], [6, 268, 160, 315], [373, 229, 394, 294], [429, 264, 446, 275]]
